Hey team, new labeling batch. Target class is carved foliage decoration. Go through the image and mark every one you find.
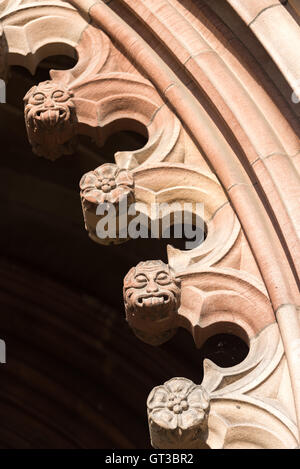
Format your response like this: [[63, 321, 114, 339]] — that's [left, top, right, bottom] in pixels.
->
[[80, 163, 134, 206], [148, 378, 210, 449], [80, 163, 135, 245], [2, 0, 298, 451], [116, 163, 298, 448], [146, 305, 298, 448]]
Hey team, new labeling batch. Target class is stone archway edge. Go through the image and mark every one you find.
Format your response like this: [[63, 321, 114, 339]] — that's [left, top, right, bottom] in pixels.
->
[[226, 0, 300, 94], [67, 0, 300, 440]]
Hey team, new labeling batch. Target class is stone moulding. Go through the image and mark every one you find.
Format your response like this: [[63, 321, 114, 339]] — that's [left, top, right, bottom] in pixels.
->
[[131, 164, 241, 272], [146, 320, 299, 448], [80, 162, 241, 258], [76, 0, 300, 448], [1, 0, 299, 449], [147, 377, 299, 449], [226, 0, 300, 94]]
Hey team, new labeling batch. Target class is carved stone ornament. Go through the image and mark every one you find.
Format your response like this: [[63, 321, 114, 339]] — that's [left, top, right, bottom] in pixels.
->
[[123, 260, 181, 345], [2, 0, 300, 451], [80, 163, 135, 245], [147, 378, 210, 449], [24, 80, 77, 161]]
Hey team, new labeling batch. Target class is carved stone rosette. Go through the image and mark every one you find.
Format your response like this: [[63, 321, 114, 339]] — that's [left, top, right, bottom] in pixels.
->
[[24, 81, 77, 160], [147, 378, 210, 449], [2, 0, 299, 450], [80, 163, 135, 245], [123, 260, 181, 345]]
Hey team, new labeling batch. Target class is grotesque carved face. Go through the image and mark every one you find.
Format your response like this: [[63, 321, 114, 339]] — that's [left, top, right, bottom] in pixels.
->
[[24, 80, 76, 160], [24, 80, 74, 130], [124, 261, 181, 337]]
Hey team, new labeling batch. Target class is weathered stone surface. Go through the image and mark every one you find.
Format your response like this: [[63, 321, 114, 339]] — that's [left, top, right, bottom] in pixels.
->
[[1, 0, 300, 450], [123, 260, 181, 345], [148, 378, 210, 449], [80, 163, 135, 245], [24, 80, 77, 160]]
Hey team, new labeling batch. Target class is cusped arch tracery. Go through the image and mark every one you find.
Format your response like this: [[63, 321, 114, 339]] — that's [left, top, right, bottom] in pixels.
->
[[0, 0, 299, 451]]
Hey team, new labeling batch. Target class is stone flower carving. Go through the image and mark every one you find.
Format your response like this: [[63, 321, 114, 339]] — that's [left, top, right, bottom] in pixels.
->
[[148, 378, 210, 449], [123, 260, 181, 345], [80, 163, 134, 206], [24, 80, 77, 160], [80, 163, 135, 245]]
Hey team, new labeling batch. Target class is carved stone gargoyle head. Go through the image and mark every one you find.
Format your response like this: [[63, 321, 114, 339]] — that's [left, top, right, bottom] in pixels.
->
[[24, 80, 77, 161], [123, 260, 181, 345]]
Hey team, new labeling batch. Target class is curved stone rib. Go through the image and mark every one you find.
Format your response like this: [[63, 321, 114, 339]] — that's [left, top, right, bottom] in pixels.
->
[[71, 0, 300, 440], [226, 0, 300, 95]]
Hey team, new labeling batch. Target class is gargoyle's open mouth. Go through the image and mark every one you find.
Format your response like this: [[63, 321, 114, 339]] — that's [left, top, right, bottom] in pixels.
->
[[137, 294, 170, 307], [34, 108, 67, 125]]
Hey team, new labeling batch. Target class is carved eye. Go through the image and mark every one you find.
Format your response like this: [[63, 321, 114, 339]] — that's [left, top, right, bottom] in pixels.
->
[[135, 274, 147, 284], [32, 93, 45, 103], [52, 90, 68, 102], [156, 272, 170, 284]]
